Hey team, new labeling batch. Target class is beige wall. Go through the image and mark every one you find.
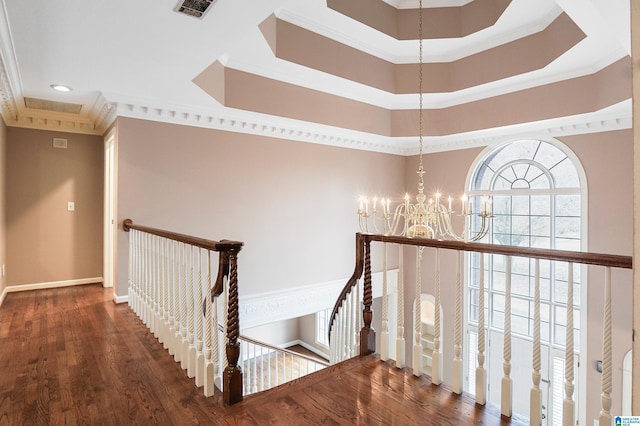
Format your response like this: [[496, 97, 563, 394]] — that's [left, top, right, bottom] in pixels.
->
[[6, 128, 103, 286], [115, 117, 405, 298], [0, 116, 6, 298], [560, 130, 633, 422], [401, 130, 633, 422]]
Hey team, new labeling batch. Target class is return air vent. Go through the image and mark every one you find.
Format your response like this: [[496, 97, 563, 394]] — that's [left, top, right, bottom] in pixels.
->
[[24, 97, 83, 114], [175, 0, 216, 18], [53, 138, 68, 149]]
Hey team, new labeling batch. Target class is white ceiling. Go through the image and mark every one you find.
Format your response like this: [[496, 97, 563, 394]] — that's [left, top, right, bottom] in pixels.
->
[[0, 0, 632, 154]]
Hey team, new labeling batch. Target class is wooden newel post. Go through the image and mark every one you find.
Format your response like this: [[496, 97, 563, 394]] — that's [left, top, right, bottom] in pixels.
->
[[360, 239, 375, 355], [223, 251, 243, 405]]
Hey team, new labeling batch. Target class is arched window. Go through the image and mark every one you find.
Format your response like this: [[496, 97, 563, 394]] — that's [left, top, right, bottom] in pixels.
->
[[465, 139, 585, 421]]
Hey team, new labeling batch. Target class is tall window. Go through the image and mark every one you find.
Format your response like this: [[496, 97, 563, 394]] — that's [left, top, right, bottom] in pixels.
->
[[468, 139, 582, 345], [466, 139, 584, 422]]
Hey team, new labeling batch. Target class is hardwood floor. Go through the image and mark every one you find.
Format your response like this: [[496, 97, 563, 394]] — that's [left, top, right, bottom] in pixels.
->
[[0, 284, 528, 425]]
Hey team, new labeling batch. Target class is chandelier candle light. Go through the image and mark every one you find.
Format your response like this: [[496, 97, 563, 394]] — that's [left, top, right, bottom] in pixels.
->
[[357, 0, 492, 242]]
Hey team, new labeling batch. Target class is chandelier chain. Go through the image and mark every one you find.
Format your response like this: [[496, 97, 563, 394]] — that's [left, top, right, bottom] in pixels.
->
[[418, 0, 424, 190]]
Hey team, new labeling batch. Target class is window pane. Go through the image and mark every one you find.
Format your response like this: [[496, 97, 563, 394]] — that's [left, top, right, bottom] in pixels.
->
[[555, 194, 581, 216], [511, 195, 530, 215], [492, 271, 506, 292], [530, 195, 550, 215], [556, 217, 581, 239], [551, 158, 580, 188], [525, 165, 548, 186], [534, 142, 566, 170], [493, 196, 511, 215], [512, 257, 531, 275], [511, 215, 530, 237], [513, 315, 530, 336], [512, 164, 530, 180], [529, 171, 550, 189], [531, 216, 550, 237]]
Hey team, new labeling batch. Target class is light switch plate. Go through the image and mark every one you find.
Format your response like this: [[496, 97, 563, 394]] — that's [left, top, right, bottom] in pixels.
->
[[67, 201, 75, 211]]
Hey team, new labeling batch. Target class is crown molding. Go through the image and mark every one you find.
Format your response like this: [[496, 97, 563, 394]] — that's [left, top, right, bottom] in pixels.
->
[[111, 97, 412, 155], [382, 0, 473, 8]]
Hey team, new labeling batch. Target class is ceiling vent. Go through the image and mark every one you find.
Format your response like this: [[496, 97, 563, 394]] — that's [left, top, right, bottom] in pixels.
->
[[24, 97, 83, 114], [175, 0, 216, 18]]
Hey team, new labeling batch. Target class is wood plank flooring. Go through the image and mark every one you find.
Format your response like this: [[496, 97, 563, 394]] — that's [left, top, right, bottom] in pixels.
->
[[0, 284, 528, 425]]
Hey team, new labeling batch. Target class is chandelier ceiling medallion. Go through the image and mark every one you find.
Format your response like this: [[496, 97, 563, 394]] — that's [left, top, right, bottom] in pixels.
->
[[357, 0, 493, 242]]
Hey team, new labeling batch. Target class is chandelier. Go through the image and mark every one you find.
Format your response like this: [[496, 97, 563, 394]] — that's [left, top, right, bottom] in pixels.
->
[[357, 0, 492, 242]]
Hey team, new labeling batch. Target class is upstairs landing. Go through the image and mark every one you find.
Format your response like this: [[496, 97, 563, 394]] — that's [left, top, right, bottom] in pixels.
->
[[223, 354, 529, 425]]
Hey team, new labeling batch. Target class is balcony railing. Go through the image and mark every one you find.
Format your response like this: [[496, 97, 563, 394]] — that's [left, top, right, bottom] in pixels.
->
[[123, 219, 244, 405], [329, 233, 632, 425]]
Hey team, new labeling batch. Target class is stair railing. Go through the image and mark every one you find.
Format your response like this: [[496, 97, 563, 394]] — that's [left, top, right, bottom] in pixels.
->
[[239, 336, 329, 395], [329, 232, 632, 426], [123, 219, 244, 405]]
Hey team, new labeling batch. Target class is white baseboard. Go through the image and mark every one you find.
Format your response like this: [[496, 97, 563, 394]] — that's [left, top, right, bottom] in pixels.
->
[[280, 339, 329, 361], [0, 287, 7, 307], [113, 293, 128, 304], [3, 277, 103, 295]]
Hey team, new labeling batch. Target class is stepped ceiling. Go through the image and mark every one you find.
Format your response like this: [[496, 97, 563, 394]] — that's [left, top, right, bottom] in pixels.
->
[[0, 0, 631, 154]]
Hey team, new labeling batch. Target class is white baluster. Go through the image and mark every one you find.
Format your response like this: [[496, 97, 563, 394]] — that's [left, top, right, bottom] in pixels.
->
[[180, 243, 190, 370], [452, 250, 463, 394], [275, 351, 280, 385], [162, 238, 170, 349], [355, 280, 361, 355], [167, 239, 176, 356], [132, 230, 139, 314], [252, 343, 258, 393], [204, 251, 215, 396], [476, 252, 486, 405], [129, 230, 136, 313], [564, 262, 575, 426], [164, 239, 172, 350], [173, 240, 182, 363], [267, 345, 272, 390], [396, 245, 405, 369], [530, 258, 542, 424], [213, 275, 222, 390], [413, 247, 423, 377], [188, 246, 198, 379], [128, 228, 133, 309], [380, 242, 389, 361], [432, 248, 441, 385], [144, 233, 152, 328], [290, 353, 294, 382], [155, 236, 163, 343], [501, 256, 512, 417], [195, 248, 205, 387], [599, 267, 612, 426]]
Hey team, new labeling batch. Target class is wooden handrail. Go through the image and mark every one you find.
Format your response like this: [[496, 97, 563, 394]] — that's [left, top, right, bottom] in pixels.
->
[[239, 335, 330, 367], [123, 219, 243, 253], [329, 233, 365, 343], [364, 233, 632, 269], [329, 232, 632, 348]]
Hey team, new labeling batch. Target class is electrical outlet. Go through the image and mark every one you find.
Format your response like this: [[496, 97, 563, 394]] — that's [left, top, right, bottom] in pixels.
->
[[67, 201, 75, 211], [594, 420, 599, 426]]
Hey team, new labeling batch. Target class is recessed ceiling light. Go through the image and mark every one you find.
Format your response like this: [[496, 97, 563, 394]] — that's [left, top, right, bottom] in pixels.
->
[[50, 84, 72, 92]]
